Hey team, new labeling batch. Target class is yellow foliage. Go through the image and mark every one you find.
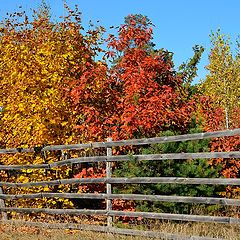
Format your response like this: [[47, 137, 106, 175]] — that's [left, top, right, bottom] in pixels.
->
[[0, 4, 102, 214], [201, 30, 240, 128]]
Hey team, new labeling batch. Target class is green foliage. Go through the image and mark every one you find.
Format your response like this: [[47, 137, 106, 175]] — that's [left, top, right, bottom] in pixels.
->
[[113, 119, 223, 214], [178, 45, 204, 97], [179, 45, 204, 83]]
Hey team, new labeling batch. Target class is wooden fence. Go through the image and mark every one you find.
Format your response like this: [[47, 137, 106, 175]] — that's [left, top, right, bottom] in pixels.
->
[[0, 129, 240, 239]]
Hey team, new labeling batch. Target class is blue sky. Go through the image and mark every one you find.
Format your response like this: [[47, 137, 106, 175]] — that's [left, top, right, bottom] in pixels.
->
[[1, 0, 240, 84]]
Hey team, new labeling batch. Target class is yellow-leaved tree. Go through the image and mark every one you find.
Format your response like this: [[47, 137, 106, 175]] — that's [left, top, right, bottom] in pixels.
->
[[202, 30, 240, 129], [0, 3, 103, 215]]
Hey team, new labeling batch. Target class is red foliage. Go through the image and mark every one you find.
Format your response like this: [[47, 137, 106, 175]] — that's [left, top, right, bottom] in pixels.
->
[[69, 62, 117, 141], [197, 95, 225, 132], [106, 15, 195, 140], [70, 15, 200, 213], [198, 95, 240, 197], [74, 166, 136, 221], [74, 167, 106, 193], [69, 15, 196, 142]]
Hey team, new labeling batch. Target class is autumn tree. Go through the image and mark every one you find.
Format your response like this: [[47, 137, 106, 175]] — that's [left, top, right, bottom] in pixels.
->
[[106, 14, 195, 140], [202, 30, 240, 129], [70, 14, 202, 214], [0, 3, 103, 211], [70, 14, 203, 141], [198, 30, 240, 198], [69, 60, 116, 142], [104, 15, 226, 215]]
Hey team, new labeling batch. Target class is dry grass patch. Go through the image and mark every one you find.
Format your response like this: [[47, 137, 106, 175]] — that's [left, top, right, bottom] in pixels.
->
[[0, 224, 149, 240], [0, 221, 240, 240]]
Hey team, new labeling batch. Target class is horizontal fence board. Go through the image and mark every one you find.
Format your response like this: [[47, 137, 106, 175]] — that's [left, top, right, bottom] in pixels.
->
[[0, 148, 35, 154], [1, 177, 240, 188], [0, 151, 240, 170], [0, 129, 239, 154], [1, 220, 222, 240], [0, 207, 239, 224], [0, 207, 107, 215], [50, 156, 107, 168], [120, 152, 240, 161], [0, 193, 102, 200], [108, 177, 240, 185], [108, 211, 240, 224], [43, 143, 93, 152], [110, 194, 240, 206], [0, 193, 239, 206], [0, 163, 50, 170], [101, 128, 240, 148]]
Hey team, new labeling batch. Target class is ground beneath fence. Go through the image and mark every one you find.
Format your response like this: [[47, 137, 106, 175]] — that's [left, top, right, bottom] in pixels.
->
[[0, 224, 148, 240], [0, 222, 240, 240]]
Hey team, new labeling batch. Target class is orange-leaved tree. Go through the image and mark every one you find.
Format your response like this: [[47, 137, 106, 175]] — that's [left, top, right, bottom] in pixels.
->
[[70, 14, 196, 141], [71, 14, 197, 213], [106, 14, 195, 140], [197, 95, 240, 199]]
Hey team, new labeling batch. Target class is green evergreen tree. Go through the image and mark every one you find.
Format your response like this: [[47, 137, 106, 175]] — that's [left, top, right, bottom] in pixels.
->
[[113, 119, 223, 214]]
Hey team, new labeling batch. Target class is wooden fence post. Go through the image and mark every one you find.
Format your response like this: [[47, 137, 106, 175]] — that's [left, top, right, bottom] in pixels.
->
[[106, 138, 113, 227], [0, 187, 7, 220]]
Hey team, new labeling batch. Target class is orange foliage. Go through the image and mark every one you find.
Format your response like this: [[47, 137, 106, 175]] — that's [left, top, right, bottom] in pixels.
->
[[74, 167, 136, 221], [70, 15, 195, 141], [198, 95, 240, 197]]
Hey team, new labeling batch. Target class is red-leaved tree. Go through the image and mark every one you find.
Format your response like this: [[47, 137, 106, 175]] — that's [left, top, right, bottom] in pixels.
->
[[71, 14, 198, 213]]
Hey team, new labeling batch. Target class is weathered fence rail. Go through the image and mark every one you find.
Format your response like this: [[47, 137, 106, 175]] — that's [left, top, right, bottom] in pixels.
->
[[0, 128, 239, 239], [1, 177, 240, 187], [0, 128, 239, 154], [0, 152, 239, 170], [0, 193, 239, 206], [0, 207, 239, 224]]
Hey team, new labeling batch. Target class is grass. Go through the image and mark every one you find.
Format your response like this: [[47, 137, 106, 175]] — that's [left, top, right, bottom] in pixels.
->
[[0, 224, 148, 240], [0, 221, 240, 240]]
